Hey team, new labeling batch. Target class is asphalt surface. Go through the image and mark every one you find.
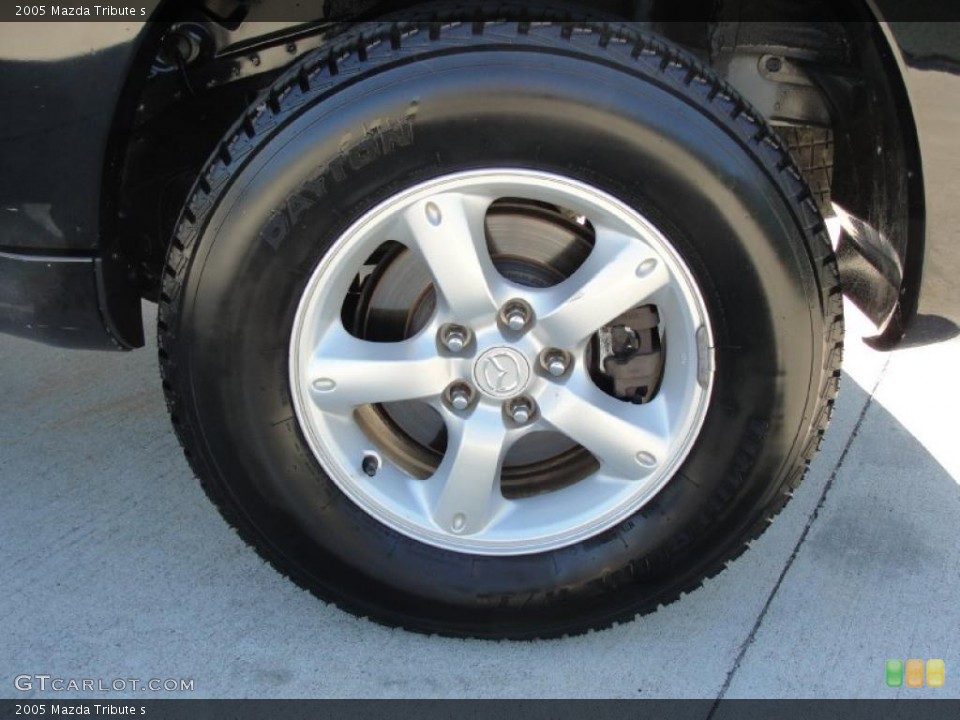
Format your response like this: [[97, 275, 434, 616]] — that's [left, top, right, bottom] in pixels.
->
[[2, 296, 957, 701]]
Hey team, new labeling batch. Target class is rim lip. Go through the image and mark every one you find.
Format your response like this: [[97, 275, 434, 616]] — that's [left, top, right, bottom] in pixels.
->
[[289, 169, 715, 556]]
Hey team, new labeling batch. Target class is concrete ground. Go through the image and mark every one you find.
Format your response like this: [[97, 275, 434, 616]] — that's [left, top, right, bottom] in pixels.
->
[[1, 299, 958, 700]]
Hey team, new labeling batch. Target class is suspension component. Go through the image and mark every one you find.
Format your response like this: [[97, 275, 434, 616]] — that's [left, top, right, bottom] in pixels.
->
[[593, 305, 664, 403]]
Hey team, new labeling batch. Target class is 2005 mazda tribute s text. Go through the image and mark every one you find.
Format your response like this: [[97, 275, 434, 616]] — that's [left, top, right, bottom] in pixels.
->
[[1, 2, 957, 638]]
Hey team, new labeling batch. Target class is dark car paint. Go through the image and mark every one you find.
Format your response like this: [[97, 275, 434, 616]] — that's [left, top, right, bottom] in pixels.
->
[[0, 7, 956, 350], [0, 20, 164, 348]]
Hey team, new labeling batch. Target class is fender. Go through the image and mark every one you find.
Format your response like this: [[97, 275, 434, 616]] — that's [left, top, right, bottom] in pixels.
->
[[0, 11, 161, 348]]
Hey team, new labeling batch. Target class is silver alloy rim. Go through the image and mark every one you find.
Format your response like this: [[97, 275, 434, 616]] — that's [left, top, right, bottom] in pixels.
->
[[289, 170, 714, 555]]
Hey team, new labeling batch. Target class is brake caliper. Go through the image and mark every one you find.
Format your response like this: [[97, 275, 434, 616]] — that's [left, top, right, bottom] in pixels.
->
[[594, 305, 664, 404]]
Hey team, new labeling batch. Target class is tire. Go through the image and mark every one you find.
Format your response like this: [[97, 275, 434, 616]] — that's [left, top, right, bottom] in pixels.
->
[[158, 19, 843, 639]]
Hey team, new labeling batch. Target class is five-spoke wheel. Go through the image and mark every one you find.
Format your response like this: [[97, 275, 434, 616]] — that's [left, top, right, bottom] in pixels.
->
[[290, 171, 713, 554]]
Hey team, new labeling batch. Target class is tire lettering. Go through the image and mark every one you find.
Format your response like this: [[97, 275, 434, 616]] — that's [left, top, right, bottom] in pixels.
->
[[259, 211, 290, 250], [258, 118, 414, 250], [286, 192, 314, 227], [379, 118, 414, 153], [346, 133, 381, 170]]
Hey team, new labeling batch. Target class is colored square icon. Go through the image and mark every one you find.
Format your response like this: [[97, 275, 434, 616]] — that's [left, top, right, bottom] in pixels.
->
[[906, 659, 925, 688], [927, 660, 945, 688], [886, 660, 904, 687]]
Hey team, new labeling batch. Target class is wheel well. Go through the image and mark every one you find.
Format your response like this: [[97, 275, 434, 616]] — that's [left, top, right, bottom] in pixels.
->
[[108, 0, 922, 344]]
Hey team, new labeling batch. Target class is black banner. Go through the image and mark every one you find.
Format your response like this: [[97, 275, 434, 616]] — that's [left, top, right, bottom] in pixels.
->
[[3, 700, 960, 720], [1, 0, 960, 22]]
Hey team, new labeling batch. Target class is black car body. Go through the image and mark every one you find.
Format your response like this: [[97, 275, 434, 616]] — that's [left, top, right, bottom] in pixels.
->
[[0, 3, 957, 351]]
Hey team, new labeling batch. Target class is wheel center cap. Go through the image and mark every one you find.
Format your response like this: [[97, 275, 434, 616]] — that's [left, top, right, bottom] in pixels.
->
[[473, 347, 531, 398]]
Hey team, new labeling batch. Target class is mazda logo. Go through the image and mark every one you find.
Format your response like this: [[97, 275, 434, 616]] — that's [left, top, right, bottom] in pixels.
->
[[474, 347, 531, 398], [483, 354, 521, 393]]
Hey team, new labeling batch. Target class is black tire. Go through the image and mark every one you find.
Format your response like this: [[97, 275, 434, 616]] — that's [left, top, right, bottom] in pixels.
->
[[158, 19, 843, 639]]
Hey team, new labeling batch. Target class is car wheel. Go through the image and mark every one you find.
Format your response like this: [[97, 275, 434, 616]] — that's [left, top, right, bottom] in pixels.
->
[[158, 19, 843, 638]]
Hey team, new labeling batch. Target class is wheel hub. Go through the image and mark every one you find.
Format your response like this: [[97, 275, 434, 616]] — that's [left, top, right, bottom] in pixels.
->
[[473, 347, 531, 399]]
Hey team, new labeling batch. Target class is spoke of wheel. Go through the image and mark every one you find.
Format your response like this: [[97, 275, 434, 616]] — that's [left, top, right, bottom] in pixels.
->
[[399, 192, 501, 322], [538, 374, 670, 481], [429, 407, 510, 536], [308, 324, 450, 411], [535, 225, 672, 348]]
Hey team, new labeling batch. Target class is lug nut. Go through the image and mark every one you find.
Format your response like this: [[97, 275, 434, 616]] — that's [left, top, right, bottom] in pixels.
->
[[539, 349, 571, 378], [450, 389, 470, 410], [445, 382, 474, 412], [507, 397, 535, 425], [500, 300, 533, 333], [445, 331, 466, 352], [542, 350, 569, 377], [440, 324, 469, 353], [506, 309, 527, 331]]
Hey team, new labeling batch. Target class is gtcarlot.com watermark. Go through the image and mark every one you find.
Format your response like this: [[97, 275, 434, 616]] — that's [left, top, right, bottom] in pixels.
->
[[14, 675, 194, 693]]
